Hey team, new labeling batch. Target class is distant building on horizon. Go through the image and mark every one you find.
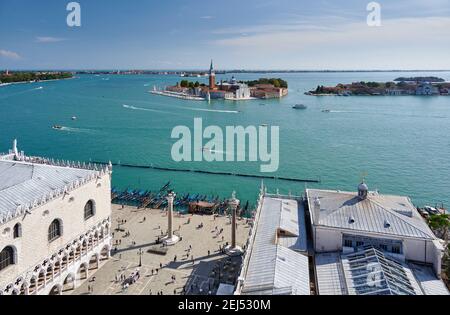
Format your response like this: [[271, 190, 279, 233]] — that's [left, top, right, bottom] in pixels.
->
[[160, 60, 288, 101], [209, 59, 216, 90]]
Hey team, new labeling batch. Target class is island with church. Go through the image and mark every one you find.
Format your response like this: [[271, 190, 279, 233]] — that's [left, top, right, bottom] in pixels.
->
[[151, 60, 289, 101], [306, 76, 450, 96]]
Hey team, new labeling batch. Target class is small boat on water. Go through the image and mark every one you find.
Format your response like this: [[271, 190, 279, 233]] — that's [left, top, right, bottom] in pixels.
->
[[322, 109, 331, 113], [292, 104, 307, 110], [52, 125, 63, 130], [71, 116, 77, 120]]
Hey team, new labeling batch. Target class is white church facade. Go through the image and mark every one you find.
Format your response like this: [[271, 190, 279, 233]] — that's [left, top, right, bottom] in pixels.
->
[[0, 141, 112, 295]]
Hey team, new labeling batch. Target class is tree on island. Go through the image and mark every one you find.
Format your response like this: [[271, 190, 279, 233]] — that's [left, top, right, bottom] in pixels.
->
[[244, 78, 288, 88], [179, 80, 189, 88], [179, 80, 201, 89], [0, 72, 73, 84], [394, 76, 445, 83], [385, 82, 395, 88]]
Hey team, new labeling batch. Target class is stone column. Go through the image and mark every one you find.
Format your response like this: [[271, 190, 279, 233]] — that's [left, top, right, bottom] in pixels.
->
[[167, 191, 175, 239], [225, 191, 243, 256], [163, 191, 180, 246]]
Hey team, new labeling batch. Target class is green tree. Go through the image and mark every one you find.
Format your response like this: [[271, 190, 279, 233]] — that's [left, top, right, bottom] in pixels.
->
[[428, 214, 450, 241]]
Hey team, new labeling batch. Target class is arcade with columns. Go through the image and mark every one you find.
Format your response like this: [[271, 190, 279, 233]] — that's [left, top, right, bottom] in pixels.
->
[[0, 140, 113, 295]]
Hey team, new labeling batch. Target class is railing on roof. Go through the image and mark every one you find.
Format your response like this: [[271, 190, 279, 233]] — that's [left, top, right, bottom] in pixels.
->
[[14, 155, 110, 172], [234, 189, 265, 295], [0, 155, 112, 225]]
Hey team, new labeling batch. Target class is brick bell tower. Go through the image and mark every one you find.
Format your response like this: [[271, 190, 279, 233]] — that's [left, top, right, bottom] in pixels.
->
[[209, 59, 216, 89]]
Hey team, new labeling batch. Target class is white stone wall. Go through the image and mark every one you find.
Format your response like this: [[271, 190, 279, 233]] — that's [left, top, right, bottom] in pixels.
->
[[314, 227, 342, 252], [0, 172, 112, 291]]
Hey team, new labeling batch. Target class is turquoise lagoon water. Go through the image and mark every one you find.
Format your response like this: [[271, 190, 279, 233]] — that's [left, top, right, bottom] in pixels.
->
[[1, 72, 449, 208]]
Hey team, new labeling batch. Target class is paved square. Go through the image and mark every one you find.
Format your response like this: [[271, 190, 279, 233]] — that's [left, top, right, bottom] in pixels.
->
[[71, 204, 250, 295]]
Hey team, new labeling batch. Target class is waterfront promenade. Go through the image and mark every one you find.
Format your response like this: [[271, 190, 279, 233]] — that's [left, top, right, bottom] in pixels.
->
[[71, 204, 250, 295], [150, 90, 206, 101]]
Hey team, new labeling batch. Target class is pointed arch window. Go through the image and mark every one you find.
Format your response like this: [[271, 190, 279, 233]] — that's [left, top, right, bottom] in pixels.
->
[[84, 200, 95, 220], [48, 219, 62, 242], [13, 223, 22, 239], [0, 246, 15, 271]]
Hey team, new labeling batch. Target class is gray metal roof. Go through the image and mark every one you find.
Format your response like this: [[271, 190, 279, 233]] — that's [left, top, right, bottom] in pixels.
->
[[0, 160, 101, 224], [315, 252, 347, 295], [306, 189, 435, 240], [409, 263, 450, 295], [240, 197, 310, 295]]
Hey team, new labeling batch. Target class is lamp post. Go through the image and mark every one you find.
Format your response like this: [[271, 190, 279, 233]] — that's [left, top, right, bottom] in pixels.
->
[[116, 218, 124, 232], [225, 191, 243, 256], [138, 248, 143, 267]]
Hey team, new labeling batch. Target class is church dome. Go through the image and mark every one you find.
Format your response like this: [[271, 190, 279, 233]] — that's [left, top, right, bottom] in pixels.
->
[[358, 182, 368, 191], [358, 182, 369, 200]]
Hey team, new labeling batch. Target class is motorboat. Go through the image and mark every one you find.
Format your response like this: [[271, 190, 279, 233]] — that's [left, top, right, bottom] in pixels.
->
[[424, 206, 440, 215], [292, 104, 307, 109], [322, 109, 331, 113], [71, 116, 77, 120], [52, 125, 63, 130]]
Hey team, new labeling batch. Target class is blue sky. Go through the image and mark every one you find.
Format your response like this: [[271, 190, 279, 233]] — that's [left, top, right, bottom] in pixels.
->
[[1, 0, 450, 70]]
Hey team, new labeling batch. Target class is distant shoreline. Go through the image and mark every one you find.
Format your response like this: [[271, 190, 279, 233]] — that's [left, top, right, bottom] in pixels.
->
[[4, 69, 450, 75], [0, 76, 75, 88]]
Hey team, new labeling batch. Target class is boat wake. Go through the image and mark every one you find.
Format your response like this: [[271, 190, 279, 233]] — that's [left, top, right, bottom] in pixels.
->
[[0, 86, 45, 99], [122, 104, 168, 114], [54, 126, 95, 134]]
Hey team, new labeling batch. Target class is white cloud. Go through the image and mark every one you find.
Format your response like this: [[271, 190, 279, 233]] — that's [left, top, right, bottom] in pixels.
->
[[0, 49, 21, 59], [210, 16, 450, 69], [35, 36, 67, 43], [213, 17, 450, 50]]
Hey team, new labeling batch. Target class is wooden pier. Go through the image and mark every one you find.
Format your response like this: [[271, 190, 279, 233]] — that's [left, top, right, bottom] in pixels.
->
[[111, 182, 253, 218]]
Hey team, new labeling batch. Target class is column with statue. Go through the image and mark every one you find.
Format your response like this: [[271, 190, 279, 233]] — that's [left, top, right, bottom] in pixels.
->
[[225, 191, 243, 256]]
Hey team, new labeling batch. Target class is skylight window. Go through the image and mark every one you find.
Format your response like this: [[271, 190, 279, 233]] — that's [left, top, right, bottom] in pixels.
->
[[342, 247, 416, 295]]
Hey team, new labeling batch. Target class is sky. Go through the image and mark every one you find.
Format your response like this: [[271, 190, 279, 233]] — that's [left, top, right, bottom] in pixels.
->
[[1, 0, 450, 70]]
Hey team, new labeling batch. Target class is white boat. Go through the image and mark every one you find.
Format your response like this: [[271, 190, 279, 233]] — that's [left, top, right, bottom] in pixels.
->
[[424, 206, 439, 215], [52, 125, 63, 130], [71, 116, 77, 120], [292, 104, 307, 109]]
